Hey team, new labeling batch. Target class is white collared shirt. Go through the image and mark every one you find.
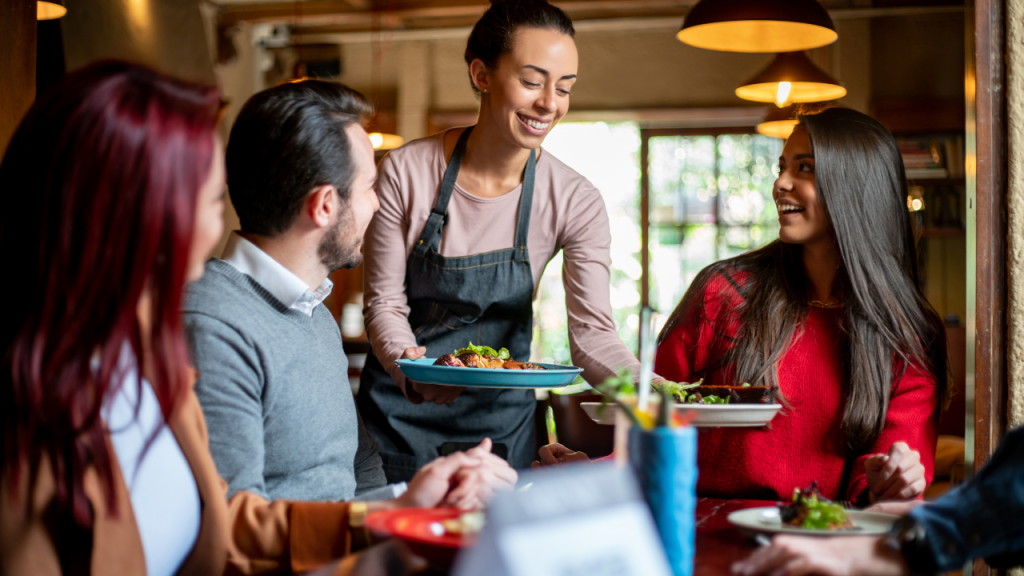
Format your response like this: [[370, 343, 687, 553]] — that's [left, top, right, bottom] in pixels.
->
[[221, 232, 333, 317]]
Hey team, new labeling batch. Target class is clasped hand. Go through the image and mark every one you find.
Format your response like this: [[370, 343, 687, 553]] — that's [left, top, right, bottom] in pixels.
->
[[865, 441, 926, 502], [384, 438, 517, 511]]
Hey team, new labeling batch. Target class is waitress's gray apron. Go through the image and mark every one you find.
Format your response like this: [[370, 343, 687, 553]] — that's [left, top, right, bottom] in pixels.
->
[[357, 127, 537, 483]]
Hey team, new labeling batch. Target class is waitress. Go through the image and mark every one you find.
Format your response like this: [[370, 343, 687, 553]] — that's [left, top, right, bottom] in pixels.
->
[[358, 0, 647, 481]]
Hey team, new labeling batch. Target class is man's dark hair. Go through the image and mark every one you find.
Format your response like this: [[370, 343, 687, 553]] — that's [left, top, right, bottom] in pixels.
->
[[225, 79, 373, 236]]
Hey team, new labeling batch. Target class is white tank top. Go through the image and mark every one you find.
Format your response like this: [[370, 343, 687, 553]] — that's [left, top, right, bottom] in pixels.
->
[[103, 361, 200, 576]]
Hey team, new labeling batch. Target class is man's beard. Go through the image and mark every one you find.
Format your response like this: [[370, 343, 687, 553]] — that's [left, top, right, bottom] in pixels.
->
[[318, 209, 363, 272]]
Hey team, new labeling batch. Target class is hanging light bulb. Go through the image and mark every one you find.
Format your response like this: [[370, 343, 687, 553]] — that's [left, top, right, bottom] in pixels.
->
[[756, 104, 799, 139], [757, 102, 838, 140], [678, 0, 837, 53], [737, 52, 846, 105], [369, 132, 404, 151], [775, 82, 792, 107], [37, 0, 66, 20]]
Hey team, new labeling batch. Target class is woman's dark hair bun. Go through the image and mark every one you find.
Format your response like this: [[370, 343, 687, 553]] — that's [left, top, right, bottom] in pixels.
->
[[465, 0, 575, 93]]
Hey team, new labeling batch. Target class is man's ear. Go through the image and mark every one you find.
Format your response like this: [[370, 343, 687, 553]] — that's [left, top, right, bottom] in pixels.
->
[[306, 184, 335, 229]]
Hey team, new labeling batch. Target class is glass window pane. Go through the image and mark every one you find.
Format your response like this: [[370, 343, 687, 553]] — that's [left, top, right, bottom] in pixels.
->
[[717, 134, 783, 226], [533, 122, 641, 364], [650, 224, 717, 315], [647, 133, 782, 316], [650, 136, 716, 225]]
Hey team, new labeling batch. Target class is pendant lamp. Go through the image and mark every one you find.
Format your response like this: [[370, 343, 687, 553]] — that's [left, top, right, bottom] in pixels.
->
[[678, 0, 837, 53], [369, 132, 404, 151], [736, 52, 846, 107], [756, 105, 799, 140], [37, 0, 66, 20]]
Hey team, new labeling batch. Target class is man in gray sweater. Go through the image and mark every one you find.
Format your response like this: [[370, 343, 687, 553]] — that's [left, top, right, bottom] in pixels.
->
[[185, 80, 514, 516]]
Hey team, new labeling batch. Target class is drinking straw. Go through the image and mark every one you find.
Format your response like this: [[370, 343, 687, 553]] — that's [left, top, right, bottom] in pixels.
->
[[637, 306, 654, 412]]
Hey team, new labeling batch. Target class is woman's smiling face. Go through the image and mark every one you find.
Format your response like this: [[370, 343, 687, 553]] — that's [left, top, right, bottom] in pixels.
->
[[473, 26, 578, 149], [773, 126, 832, 247]]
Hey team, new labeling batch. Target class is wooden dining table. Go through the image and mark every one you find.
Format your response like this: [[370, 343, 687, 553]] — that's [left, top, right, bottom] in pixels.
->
[[313, 497, 775, 576], [693, 497, 774, 575]]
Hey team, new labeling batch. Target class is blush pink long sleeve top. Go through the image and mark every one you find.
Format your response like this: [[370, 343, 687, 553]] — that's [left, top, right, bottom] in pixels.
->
[[362, 129, 642, 388]]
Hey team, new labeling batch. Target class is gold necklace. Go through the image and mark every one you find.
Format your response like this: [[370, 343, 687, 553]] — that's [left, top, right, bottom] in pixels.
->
[[809, 299, 844, 309]]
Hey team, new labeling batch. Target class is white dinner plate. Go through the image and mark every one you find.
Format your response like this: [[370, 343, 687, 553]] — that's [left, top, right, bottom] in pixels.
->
[[727, 507, 899, 537], [579, 402, 782, 428]]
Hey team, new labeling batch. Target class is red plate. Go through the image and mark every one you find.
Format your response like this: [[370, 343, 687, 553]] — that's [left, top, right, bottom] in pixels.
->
[[364, 508, 476, 566]]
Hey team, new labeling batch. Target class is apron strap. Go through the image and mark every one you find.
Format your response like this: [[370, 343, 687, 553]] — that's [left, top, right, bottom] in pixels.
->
[[513, 148, 536, 251], [416, 126, 474, 253]]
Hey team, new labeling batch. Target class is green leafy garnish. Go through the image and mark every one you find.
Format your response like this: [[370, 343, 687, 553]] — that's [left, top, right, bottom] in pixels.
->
[[789, 488, 850, 530], [595, 368, 642, 427], [653, 380, 701, 402], [596, 367, 636, 398], [700, 395, 731, 404], [454, 342, 510, 360]]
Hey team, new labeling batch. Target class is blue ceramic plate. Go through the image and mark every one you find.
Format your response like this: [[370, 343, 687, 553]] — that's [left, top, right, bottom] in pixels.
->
[[395, 358, 583, 389]]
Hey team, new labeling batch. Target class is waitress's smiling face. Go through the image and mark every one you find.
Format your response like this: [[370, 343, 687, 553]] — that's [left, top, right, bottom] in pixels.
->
[[476, 26, 578, 149]]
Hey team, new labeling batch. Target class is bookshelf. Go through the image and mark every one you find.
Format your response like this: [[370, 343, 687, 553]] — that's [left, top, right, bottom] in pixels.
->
[[897, 131, 967, 327], [873, 99, 967, 326]]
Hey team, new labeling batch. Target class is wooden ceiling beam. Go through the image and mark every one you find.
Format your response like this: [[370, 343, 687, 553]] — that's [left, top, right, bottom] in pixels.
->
[[218, 0, 693, 26], [290, 5, 690, 34]]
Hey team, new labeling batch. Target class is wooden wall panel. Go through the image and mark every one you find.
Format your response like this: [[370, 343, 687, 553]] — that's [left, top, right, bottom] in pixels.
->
[[0, 0, 37, 157]]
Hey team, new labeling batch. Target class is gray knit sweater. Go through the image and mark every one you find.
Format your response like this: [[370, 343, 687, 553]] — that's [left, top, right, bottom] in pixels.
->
[[183, 259, 386, 502]]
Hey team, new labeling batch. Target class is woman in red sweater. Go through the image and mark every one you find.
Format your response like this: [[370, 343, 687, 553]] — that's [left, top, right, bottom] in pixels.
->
[[652, 107, 947, 505], [540, 107, 947, 506]]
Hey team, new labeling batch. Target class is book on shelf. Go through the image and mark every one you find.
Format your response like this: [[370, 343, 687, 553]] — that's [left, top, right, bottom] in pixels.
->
[[906, 168, 949, 180], [896, 135, 964, 180]]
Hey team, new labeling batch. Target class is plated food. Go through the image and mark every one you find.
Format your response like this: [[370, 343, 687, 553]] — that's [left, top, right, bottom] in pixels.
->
[[364, 507, 473, 567], [433, 342, 546, 370], [395, 358, 582, 389], [580, 401, 782, 428], [727, 506, 898, 537], [779, 482, 854, 530], [726, 481, 904, 537], [655, 380, 778, 405]]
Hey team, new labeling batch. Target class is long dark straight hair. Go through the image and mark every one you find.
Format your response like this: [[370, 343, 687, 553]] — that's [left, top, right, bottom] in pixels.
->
[[659, 107, 948, 452], [0, 61, 220, 526]]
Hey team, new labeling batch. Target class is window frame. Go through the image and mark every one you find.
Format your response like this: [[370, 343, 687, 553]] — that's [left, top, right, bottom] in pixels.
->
[[639, 126, 765, 310]]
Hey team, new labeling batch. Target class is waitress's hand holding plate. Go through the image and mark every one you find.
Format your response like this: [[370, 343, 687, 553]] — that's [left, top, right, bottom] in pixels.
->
[[401, 346, 466, 405]]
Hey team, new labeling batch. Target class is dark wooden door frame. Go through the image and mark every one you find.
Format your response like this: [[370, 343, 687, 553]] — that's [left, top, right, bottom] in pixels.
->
[[967, 0, 1008, 573], [966, 0, 1007, 470]]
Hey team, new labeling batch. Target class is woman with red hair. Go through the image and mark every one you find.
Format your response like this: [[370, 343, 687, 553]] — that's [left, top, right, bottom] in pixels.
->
[[0, 61, 473, 575]]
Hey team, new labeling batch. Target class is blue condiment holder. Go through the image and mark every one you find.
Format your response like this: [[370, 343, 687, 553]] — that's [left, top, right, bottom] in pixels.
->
[[628, 425, 698, 576]]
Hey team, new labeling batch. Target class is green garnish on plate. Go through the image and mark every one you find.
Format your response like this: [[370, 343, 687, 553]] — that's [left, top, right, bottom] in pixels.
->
[[454, 342, 510, 360], [779, 482, 853, 530]]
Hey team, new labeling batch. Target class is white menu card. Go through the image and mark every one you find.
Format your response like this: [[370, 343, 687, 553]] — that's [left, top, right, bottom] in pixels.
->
[[453, 463, 672, 576]]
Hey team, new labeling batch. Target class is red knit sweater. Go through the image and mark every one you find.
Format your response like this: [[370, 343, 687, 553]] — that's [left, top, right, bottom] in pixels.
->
[[654, 270, 940, 504]]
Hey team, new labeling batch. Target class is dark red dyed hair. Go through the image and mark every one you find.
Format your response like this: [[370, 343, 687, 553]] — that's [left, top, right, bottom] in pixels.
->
[[0, 61, 220, 526]]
